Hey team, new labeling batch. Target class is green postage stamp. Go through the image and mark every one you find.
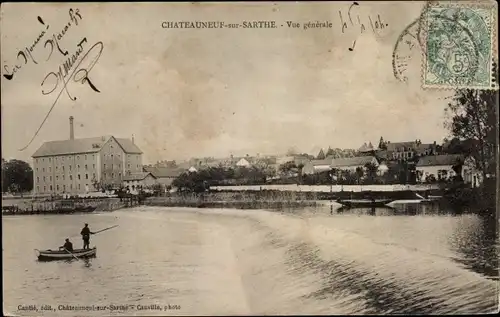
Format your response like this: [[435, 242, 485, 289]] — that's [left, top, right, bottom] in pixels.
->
[[422, 1, 498, 90]]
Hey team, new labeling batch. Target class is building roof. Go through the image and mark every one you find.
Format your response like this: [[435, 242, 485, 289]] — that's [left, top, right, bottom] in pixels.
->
[[331, 156, 377, 168], [32, 136, 142, 157], [123, 172, 156, 181], [143, 166, 184, 178], [114, 138, 143, 154], [310, 159, 333, 166], [416, 154, 464, 167], [358, 142, 375, 152]]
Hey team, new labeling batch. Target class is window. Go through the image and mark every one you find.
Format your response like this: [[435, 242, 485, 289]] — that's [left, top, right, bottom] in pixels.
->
[[50, 176, 52, 181], [43, 176, 46, 182], [44, 186, 46, 192], [50, 185, 53, 191], [70, 184, 73, 190], [62, 166, 65, 171], [56, 176, 59, 180], [49, 167, 51, 172], [62, 157, 64, 162], [112, 173, 115, 178], [85, 155, 87, 160], [119, 173, 122, 178], [111, 164, 114, 170], [42, 168, 45, 172], [43, 158, 45, 162], [37, 186, 40, 192], [69, 165, 72, 171], [85, 174, 89, 180], [111, 154, 114, 159], [49, 158, 51, 162], [36, 168, 38, 172], [104, 164, 106, 169], [78, 184, 81, 190], [77, 164, 80, 170], [63, 185, 66, 191], [63, 175, 65, 180], [85, 164, 88, 170], [56, 166, 58, 171], [128, 164, 131, 168], [118, 164, 121, 168], [78, 174, 81, 180], [92, 173, 96, 179], [77, 155, 80, 160], [37, 177, 40, 183], [56, 185, 59, 191], [93, 164, 95, 169], [70, 175, 73, 180]]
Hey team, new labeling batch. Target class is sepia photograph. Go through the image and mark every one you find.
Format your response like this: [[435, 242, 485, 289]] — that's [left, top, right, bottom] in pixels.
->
[[1, 1, 498, 315]]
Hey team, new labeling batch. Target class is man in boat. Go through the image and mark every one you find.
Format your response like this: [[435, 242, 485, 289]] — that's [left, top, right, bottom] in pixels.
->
[[80, 223, 95, 250], [59, 238, 73, 252]]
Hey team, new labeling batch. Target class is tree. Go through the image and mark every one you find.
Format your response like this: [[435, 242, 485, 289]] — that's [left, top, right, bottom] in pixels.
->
[[317, 149, 326, 160], [355, 167, 364, 184], [445, 89, 497, 181], [378, 136, 387, 150], [364, 162, 378, 183], [297, 163, 305, 184], [2, 159, 33, 193]]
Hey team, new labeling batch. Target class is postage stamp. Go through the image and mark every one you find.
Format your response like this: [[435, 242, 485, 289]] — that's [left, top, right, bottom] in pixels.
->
[[421, 1, 498, 90]]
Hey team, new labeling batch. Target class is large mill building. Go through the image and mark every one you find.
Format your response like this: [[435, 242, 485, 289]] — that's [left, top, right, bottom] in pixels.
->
[[32, 117, 143, 194]]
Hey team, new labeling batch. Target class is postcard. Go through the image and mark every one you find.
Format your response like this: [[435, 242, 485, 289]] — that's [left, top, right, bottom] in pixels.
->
[[1, 1, 498, 316]]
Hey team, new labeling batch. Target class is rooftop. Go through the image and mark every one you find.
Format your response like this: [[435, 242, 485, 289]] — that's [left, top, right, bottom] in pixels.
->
[[123, 172, 156, 181], [32, 136, 142, 158], [416, 154, 464, 167], [331, 156, 377, 168]]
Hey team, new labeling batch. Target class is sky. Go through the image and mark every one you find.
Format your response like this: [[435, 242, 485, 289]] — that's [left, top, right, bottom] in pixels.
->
[[1, 2, 453, 164]]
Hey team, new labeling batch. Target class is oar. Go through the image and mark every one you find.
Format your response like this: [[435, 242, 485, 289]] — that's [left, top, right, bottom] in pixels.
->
[[92, 225, 119, 235], [63, 248, 80, 261]]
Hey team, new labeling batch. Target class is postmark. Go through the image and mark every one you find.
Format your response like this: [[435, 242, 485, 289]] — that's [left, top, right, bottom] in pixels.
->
[[421, 1, 498, 90], [392, 2, 432, 84]]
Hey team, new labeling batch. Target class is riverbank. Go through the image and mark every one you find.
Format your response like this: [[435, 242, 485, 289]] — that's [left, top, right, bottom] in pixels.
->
[[143, 189, 430, 210], [144, 191, 320, 209], [1, 197, 126, 215]]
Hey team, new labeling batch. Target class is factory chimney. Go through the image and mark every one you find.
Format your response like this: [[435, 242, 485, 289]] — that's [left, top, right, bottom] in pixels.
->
[[69, 116, 75, 140]]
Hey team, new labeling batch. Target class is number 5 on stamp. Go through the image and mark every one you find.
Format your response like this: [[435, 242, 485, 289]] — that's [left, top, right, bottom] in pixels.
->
[[422, 1, 498, 90]]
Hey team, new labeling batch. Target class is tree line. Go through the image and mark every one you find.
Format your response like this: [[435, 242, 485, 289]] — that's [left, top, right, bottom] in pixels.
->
[[2, 158, 34, 194]]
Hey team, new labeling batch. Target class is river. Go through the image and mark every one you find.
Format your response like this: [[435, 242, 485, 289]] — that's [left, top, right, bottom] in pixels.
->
[[2, 203, 498, 315]]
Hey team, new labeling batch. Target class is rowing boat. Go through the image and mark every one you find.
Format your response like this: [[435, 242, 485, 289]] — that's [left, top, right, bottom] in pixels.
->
[[336, 199, 394, 208], [35, 247, 97, 261]]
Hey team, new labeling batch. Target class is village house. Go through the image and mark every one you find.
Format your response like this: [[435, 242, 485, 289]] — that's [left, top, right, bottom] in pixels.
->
[[377, 137, 440, 162], [236, 157, 251, 167], [32, 116, 143, 195], [122, 172, 157, 193], [415, 154, 464, 183], [302, 157, 333, 175], [331, 156, 380, 172], [461, 156, 485, 188], [143, 166, 184, 187]]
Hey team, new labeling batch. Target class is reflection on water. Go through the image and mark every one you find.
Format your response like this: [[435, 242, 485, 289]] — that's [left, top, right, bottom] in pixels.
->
[[323, 202, 499, 280], [2, 204, 498, 315]]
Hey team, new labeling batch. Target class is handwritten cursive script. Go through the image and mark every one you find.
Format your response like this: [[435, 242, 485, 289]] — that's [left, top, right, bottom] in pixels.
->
[[19, 41, 103, 151], [2, 8, 82, 81]]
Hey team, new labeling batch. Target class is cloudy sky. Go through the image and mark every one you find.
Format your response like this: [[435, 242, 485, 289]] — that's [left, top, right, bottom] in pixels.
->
[[1, 2, 452, 164]]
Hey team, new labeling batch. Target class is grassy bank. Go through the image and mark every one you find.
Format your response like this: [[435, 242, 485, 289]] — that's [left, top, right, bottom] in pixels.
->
[[144, 191, 320, 210]]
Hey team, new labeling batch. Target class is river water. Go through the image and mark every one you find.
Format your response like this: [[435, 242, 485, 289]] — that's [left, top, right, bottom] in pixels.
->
[[2, 203, 498, 315]]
